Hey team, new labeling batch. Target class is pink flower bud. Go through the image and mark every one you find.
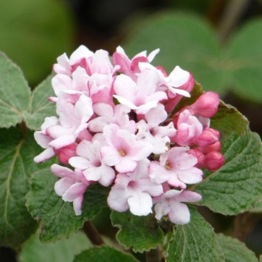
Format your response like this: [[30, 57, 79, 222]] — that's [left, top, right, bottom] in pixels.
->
[[56, 143, 77, 164], [188, 92, 220, 118], [188, 148, 205, 167], [204, 151, 224, 171], [196, 128, 220, 147]]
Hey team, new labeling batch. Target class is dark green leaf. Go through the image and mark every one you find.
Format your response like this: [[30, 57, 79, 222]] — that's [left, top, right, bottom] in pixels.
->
[[19, 231, 91, 262], [74, 246, 138, 262], [211, 100, 249, 142], [110, 211, 164, 252], [24, 75, 55, 130], [26, 171, 108, 241], [167, 208, 224, 262], [0, 53, 30, 128], [217, 234, 258, 262], [194, 132, 262, 215], [0, 129, 38, 248]]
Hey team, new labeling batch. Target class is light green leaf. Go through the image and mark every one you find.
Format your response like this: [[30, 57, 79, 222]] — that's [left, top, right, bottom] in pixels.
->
[[26, 170, 108, 242], [124, 12, 226, 93], [211, 100, 249, 142], [24, 75, 55, 130], [19, 231, 91, 262], [226, 19, 262, 103], [167, 208, 224, 262], [0, 53, 31, 128], [0, 129, 39, 248], [110, 211, 164, 253], [194, 132, 262, 215], [217, 234, 258, 262], [73, 246, 138, 262], [0, 0, 73, 84]]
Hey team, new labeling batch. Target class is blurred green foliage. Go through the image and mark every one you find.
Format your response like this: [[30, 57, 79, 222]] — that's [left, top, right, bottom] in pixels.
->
[[0, 0, 74, 84]]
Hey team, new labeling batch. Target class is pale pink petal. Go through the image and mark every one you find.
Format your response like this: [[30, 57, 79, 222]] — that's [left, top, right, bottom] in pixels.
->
[[50, 164, 75, 178], [115, 158, 137, 173], [108, 188, 129, 212], [54, 177, 74, 196], [177, 168, 203, 184], [69, 156, 89, 169], [127, 192, 153, 216], [49, 135, 75, 149], [62, 182, 86, 201], [73, 196, 84, 215], [34, 148, 55, 163], [168, 202, 190, 225], [101, 146, 120, 166]]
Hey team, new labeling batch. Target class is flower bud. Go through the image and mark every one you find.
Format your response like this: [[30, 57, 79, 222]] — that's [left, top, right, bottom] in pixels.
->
[[204, 151, 224, 171], [56, 143, 77, 164], [196, 128, 220, 147], [188, 91, 220, 118]]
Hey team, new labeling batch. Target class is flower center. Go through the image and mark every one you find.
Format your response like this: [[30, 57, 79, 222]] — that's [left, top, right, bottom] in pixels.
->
[[118, 149, 126, 156], [165, 161, 171, 170]]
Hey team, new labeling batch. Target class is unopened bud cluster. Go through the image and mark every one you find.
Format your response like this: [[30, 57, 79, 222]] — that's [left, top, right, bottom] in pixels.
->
[[34, 46, 224, 224]]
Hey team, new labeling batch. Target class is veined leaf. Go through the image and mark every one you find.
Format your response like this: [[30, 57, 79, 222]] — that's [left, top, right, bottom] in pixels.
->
[[110, 211, 164, 253], [194, 132, 262, 215], [0, 129, 38, 248], [167, 208, 224, 262], [217, 234, 258, 262], [0, 53, 30, 128], [74, 246, 138, 262]]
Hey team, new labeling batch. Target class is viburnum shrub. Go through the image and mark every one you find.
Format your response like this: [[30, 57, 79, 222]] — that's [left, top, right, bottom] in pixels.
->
[[0, 46, 261, 261]]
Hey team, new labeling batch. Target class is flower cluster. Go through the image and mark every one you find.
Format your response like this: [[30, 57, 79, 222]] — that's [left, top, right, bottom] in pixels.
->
[[34, 46, 224, 224]]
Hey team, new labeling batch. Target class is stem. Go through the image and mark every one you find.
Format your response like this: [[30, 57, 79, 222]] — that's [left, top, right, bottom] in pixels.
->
[[83, 221, 104, 246], [146, 248, 163, 262]]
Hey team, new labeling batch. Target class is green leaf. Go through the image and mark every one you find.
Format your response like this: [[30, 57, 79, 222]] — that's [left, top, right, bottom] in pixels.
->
[[124, 12, 226, 93], [0, 128, 38, 248], [19, 231, 91, 262], [0, 0, 73, 84], [194, 132, 262, 215], [24, 75, 55, 130], [226, 19, 262, 103], [73, 246, 138, 262], [110, 211, 164, 252], [217, 234, 258, 262], [26, 170, 108, 242], [167, 208, 224, 262], [0, 53, 31, 128], [211, 100, 249, 142]]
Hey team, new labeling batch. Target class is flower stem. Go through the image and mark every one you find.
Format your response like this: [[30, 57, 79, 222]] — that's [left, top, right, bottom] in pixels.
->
[[146, 248, 163, 262], [83, 221, 104, 246]]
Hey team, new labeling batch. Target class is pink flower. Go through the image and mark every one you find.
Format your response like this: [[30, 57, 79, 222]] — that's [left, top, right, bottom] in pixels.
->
[[101, 124, 153, 173], [51, 164, 90, 215], [173, 109, 203, 146], [149, 147, 203, 189], [88, 103, 135, 133], [112, 46, 159, 79], [107, 160, 163, 216], [53, 45, 94, 75], [47, 94, 93, 149], [154, 188, 202, 224], [113, 69, 167, 114], [136, 104, 176, 154], [51, 67, 89, 103], [34, 116, 59, 163], [69, 139, 115, 186]]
